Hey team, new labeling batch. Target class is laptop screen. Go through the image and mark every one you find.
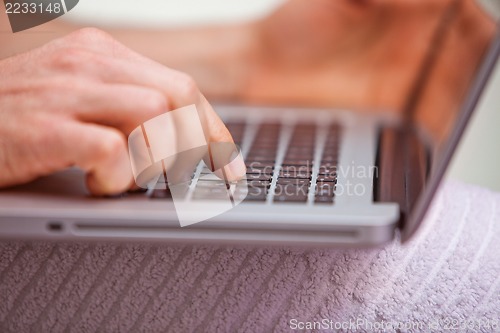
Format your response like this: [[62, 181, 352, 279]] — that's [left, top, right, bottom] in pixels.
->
[[401, 1, 499, 241]]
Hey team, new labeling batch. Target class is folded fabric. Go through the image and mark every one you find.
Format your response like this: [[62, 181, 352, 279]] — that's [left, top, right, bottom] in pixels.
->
[[0, 181, 498, 333]]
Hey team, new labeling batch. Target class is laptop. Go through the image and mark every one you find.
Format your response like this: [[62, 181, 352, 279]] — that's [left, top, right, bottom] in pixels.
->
[[0, 24, 498, 247]]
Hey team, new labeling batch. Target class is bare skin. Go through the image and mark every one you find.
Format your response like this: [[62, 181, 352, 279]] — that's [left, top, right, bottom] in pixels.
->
[[1, 1, 494, 110], [0, 27, 242, 195], [0, 0, 495, 192], [247, 0, 495, 143]]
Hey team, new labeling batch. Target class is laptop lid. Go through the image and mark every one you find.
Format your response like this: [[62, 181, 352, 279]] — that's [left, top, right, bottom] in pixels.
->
[[388, 2, 500, 242]]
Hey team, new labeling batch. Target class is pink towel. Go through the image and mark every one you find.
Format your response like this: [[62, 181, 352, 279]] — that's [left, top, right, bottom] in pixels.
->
[[0, 181, 499, 332]]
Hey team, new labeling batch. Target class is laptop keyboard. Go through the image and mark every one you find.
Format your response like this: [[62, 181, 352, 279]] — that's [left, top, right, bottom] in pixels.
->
[[150, 120, 342, 205]]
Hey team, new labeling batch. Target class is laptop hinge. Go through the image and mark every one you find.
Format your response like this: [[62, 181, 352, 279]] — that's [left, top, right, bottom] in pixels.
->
[[374, 127, 428, 229]]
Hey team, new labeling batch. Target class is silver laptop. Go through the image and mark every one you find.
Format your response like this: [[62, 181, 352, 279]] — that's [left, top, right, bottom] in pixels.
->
[[0, 27, 498, 247]]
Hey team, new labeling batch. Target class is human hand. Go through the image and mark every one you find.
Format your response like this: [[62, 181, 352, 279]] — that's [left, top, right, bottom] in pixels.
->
[[0, 28, 244, 195]]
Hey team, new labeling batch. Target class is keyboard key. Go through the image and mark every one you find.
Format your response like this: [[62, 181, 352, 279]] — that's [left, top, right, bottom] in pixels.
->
[[276, 178, 311, 187], [247, 180, 272, 188], [318, 165, 337, 175], [105, 192, 128, 199], [320, 162, 338, 170], [278, 169, 312, 179], [192, 187, 231, 200], [127, 188, 148, 194], [274, 184, 309, 197], [252, 142, 279, 148], [255, 136, 279, 141], [232, 191, 247, 202], [285, 154, 314, 161], [246, 150, 277, 157], [295, 124, 316, 129], [274, 193, 308, 203], [226, 121, 245, 128], [315, 182, 336, 196], [288, 141, 315, 147], [196, 180, 230, 188], [321, 156, 338, 163], [286, 147, 315, 154], [248, 154, 275, 161], [245, 156, 276, 163], [151, 189, 172, 199], [200, 167, 213, 175], [245, 167, 274, 177], [250, 142, 279, 148], [280, 165, 313, 173], [244, 187, 268, 202], [246, 160, 275, 167], [316, 174, 338, 183], [246, 173, 273, 181], [315, 195, 334, 204], [286, 149, 314, 155], [282, 159, 314, 166]]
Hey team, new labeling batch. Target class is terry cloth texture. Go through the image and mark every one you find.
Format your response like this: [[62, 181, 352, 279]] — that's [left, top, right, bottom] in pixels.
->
[[0, 181, 499, 333]]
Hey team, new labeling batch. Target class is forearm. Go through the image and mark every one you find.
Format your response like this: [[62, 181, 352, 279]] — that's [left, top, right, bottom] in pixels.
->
[[109, 23, 260, 101], [1, 13, 259, 102]]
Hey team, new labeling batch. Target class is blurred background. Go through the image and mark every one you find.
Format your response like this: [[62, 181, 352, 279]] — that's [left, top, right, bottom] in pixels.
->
[[63, 0, 500, 191]]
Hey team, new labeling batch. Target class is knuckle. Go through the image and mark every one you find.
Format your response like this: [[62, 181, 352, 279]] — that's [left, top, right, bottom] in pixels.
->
[[70, 27, 112, 43], [144, 92, 169, 115], [42, 80, 63, 96], [43, 77, 84, 96], [37, 118, 60, 146], [177, 74, 199, 101], [50, 47, 92, 71], [49, 47, 110, 77], [94, 130, 126, 160], [31, 118, 66, 163]]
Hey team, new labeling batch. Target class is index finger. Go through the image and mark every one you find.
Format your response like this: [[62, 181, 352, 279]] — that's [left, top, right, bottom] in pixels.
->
[[53, 29, 232, 142], [56, 29, 246, 179]]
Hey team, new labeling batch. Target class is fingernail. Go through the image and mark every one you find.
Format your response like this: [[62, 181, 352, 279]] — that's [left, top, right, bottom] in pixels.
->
[[226, 151, 246, 181]]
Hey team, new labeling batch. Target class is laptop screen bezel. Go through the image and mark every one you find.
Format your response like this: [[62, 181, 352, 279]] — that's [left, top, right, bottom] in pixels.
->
[[402, 26, 500, 242]]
